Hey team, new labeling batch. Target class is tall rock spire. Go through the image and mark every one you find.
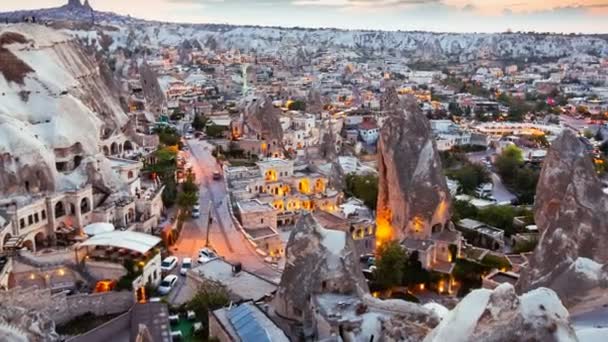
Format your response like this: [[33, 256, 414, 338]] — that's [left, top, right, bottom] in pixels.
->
[[517, 130, 608, 308], [375, 88, 452, 245]]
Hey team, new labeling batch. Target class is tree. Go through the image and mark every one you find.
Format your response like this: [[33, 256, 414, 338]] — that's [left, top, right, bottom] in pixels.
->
[[205, 124, 227, 139], [192, 114, 208, 131], [446, 163, 490, 195], [452, 200, 479, 222], [170, 109, 184, 121], [187, 280, 230, 340], [287, 100, 306, 111], [177, 191, 198, 212], [374, 241, 406, 289], [345, 174, 378, 209], [495, 144, 523, 181], [182, 174, 198, 194]]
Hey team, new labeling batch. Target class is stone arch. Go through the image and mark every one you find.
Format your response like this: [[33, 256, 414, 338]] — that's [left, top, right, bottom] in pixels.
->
[[124, 140, 134, 152], [22, 239, 34, 251], [34, 232, 46, 251], [2, 233, 12, 249], [110, 142, 118, 155], [432, 223, 442, 234], [74, 155, 83, 168], [102, 145, 109, 156], [80, 197, 91, 214], [55, 201, 66, 218], [127, 208, 135, 223], [118, 144, 123, 154]]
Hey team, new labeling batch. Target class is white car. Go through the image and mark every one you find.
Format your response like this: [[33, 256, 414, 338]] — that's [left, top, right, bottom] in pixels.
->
[[192, 207, 201, 218], [160, 256, 178, 272], [180, 258, 192, 276], [198, 248, 218, 264], [158, 275, 178, 295]]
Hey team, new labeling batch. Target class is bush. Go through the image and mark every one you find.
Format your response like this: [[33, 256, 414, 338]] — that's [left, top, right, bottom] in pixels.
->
[[480, 254, 511, 270], [205, 124, 227, 139], [192, 114, 208, 131], [374, 241, 406, 289], [187, 280, 230, 340], [345, 173, 378, 210], [287, 99, 306, 111], [446, 163, 490, 195]]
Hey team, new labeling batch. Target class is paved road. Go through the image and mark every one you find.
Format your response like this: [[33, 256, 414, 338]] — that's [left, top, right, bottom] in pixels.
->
[[466, 150, 517, 203], [167, 138, 281, 304]]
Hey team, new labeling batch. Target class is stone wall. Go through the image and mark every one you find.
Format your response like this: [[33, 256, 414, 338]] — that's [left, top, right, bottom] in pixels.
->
[[0, 286, 134, 325], [85, 260, 127, 281], [51, 291, 135, 325]]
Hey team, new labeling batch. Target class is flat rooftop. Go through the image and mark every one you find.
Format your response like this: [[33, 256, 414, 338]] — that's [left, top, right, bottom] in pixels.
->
[[244, 226, 277, 239], [238, 199, 275, 213], [213, 302, 289, 342], [489, 272, 519, 285], [193, 259, 277, 302]]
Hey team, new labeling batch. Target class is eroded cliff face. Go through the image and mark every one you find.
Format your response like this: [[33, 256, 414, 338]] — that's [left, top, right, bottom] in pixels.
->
[[273, 213, 369, 322], [517, 130, 608, 308], [425, 284, 578, 342], [376, 88, 452, 244], [139, 59, 165, 116], [0, 24, 131, 196], [243, 96, 284, 143]]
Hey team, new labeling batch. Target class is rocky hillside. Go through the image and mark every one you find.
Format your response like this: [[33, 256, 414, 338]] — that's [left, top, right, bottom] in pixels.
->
[[0, 24, 130, 197], [517, 130, 608, 309], [376, 87, 452, 244], [2, 1, 608, 63], [425, 283, 578, 342]]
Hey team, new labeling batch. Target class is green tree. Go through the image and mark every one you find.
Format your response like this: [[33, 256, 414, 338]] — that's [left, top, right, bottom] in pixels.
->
[[182, 174, 199, 194], [446, 163, 490, 195], [374, 241, 407, 289], [287, 100, 306, 111], [345, 173, 378, 210], [187, 280, 230, 340], [495, 145, 524, 180], [205, 124, 227, 139], [177, 191, 198, 212], [192, 114, 208, 131], [452, 200, 479, 222]]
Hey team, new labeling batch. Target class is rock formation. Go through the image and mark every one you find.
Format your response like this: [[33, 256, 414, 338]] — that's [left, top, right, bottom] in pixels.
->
[[139, 60, 165, 116], [0, 25, 131, 197], [517, 130, 608, 308], [425, 283, 578, 342], [306, 88, 324, 114], [376, 88, 452, 244], [273, 213, 369, 322], [0, 305, 59, 341], [243, 96, 284, 143]]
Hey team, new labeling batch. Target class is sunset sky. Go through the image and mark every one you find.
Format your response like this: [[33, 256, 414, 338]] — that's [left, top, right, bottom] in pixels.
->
[[2, 0, 608, 33]]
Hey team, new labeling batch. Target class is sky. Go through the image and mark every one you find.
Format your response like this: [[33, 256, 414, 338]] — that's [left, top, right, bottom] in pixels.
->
[[2, 0, 608, 33]]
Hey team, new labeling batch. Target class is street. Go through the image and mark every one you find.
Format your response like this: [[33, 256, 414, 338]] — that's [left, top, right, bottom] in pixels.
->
[[466, 150, 517, 203], [166, 138, 281, 304]]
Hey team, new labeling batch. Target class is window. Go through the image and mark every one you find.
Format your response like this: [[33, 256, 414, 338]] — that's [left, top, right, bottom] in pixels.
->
[[261, 218, 264, 224], [28, 215, 33, 225], [20, 218, 25, 229], [34, 213, 39, 223], [41, 210, 46, 220]]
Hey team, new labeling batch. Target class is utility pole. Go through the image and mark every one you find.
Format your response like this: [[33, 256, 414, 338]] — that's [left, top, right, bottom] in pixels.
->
[[205, 199, 212, 246]]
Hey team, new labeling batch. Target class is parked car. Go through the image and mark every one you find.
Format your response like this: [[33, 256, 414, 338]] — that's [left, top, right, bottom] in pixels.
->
[[192, 207, 201, 218], [198, 248, 218, 264], [212, 171, 221, 180], [160, 256, 178, 272], [360, 254, 375, 267], [158, 275, 178, 295], [180, 258, 192, 276]]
